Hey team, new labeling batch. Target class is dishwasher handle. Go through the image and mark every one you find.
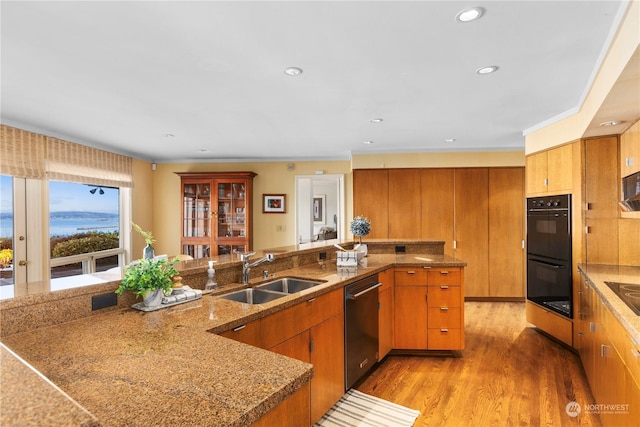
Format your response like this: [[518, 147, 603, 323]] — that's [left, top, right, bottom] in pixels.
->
[[347, 282, 382, 300]]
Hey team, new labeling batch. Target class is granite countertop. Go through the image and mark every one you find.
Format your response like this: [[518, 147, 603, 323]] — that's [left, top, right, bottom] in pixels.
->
[[577, 263, 640, 344], [1, 253, 465, 426]]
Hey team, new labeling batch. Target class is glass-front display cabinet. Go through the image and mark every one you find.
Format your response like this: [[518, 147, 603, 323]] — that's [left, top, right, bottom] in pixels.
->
[[177, 172, 256, 258]]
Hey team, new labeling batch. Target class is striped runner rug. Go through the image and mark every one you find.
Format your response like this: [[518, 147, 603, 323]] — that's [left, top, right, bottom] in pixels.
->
[[314, 389, 420, 427]]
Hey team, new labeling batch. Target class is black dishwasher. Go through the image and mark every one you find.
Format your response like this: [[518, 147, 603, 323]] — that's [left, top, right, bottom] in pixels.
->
[[344, 274, 381, 390]]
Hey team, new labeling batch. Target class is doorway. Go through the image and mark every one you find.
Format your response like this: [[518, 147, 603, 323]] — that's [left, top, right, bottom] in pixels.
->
[[295, 174, 345, 244]]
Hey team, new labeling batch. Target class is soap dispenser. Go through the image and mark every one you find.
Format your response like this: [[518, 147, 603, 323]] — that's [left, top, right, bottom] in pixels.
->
[[205, 260, 217, 290]]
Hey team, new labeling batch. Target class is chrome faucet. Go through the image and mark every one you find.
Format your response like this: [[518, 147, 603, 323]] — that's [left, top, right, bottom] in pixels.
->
[[241, 252, 275, 284]]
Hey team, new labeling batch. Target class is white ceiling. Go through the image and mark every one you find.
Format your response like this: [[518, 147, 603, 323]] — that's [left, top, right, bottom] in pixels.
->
[[1, 1, 635, 163]]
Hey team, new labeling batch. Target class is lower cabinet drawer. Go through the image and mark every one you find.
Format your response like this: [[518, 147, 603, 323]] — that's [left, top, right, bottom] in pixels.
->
[[427, 286, 461, 307], [427, 307, 461, 328], [428, 328, 462, 350], [525, 301, 572, 347]]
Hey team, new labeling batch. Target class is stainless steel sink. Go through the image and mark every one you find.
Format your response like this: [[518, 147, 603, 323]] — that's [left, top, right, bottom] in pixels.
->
[[255, 277, 324, 294], [218, 288, 287, 304]]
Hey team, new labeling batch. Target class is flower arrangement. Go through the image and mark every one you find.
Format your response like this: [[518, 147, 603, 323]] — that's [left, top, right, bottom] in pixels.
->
[[115, 257, 179, 299], [350, 215, 371, 243], [132, 222, 155, 246]]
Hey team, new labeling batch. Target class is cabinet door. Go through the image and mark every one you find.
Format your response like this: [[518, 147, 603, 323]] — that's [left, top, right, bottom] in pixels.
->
[[181, 178, 213, 258], [310, 312, 345, 424], [620, 119, 640, 177], [547, 143, 574, 193], [585, 137, 619, 264], [353, 169, 388, 239], [525, 151, 548, 195], [394, 285, 427, 349], [388, 169, 421, 238], [454, 168, 489, 297], [269, 329, 311, 363], [488, 168, 525, 297], [420, 169, 455, 257]]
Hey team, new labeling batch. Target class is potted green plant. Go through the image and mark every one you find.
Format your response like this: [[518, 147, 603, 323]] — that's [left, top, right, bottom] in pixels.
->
[[350, 215, 371, 256], [115, 257, 179, 307], [132, 222, 156, 259]]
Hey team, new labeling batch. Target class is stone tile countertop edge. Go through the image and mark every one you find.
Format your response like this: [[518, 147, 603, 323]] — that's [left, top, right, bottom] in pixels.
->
[[1, 253, 465, 426], [577, 263, 640, 344]]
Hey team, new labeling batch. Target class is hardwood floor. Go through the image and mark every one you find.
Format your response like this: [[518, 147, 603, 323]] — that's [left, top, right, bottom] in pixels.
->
[[357, 302, 602, 426]]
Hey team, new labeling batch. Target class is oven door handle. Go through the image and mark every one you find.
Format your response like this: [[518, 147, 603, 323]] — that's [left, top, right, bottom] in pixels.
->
[[347, 283, 382, 300], [529, 259, 566, 269]]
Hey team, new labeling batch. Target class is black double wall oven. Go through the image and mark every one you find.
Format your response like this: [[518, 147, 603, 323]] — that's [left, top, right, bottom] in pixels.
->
[[526, 194, 573, 318]]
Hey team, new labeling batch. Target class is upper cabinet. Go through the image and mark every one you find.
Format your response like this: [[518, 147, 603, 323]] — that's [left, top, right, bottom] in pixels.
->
[[620, 119, 640, 177], [177, 172, 256, 258], [352, 169, 389, 239], [525, 142, 577, 196], [353, 167, 525, 298]]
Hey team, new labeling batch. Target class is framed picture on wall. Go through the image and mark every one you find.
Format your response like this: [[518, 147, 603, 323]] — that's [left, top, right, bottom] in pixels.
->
[[313, 194, 326, 224], [263, 194, 286, 213]]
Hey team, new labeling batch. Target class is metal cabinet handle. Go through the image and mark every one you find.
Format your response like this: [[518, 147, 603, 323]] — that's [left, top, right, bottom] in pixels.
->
[[440, 307, 449, 311], [306, 298, 316, 303], [348, 283, 382, 300], [439, 271, 449, 275], [440, 285, 449, 289], [631, 349, 640, 359], [407, 271, 416, 274], [232, 325, 246, 332], [440, 328, 449, 332]]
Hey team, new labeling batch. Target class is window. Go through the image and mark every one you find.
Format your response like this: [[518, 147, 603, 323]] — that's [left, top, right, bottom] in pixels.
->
[[49, 181, 122, 280], [0, 124, 133, 298], [0, 175, 14, 299]]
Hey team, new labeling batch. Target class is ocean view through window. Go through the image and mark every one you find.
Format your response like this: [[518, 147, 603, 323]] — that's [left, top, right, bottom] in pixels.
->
[[0, 176, 123, 298], [49, 181, 120, 279]]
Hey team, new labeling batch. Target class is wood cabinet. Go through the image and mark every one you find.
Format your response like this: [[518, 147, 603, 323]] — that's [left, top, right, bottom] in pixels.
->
[[488, 168, 525, 297], [388, 169, 421, 238], [378, 268, 394, 360], [620, 119, 640, 177], [525, 301, 573, 347], [177, 172, 256, 258], [420, 169, 455, 257], [353, 167, 524, 298], [525, 142, 575, 196], [584, 136, 619, 265], [261, 288, 344, 425], [577, 274, 640, 427], [352, 169, 388, 239], [251, 383, 310, 427], [219, 320, 262, 347], [454, 168, 489, 297], [427, 269, 464, 350], [394, 267, 464, 350], [394, 268, 428, 349]]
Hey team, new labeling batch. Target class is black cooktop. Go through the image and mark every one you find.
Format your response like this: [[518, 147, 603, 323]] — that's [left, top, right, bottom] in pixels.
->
[[605, 282, 640, 316]]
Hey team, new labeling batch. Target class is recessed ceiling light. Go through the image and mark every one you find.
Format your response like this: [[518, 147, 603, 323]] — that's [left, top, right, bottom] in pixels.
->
[[599, 120, 623, 127], [362, 141, 373, 145], [284, 67, 303, 76], [197, 149, 209, 153], [370, 118, 383, 123], [456, 7, 484, 23], [445, 138, 456, 142], [476, 65, 499, 75], [163, 133, 174, 138]]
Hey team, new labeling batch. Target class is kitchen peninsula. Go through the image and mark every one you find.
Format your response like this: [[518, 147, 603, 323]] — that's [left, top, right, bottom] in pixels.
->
[[0, 240, 466, 426]]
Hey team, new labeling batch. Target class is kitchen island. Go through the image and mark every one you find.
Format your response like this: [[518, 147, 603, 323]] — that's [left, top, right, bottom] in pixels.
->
[[1, 247, 465, 426]]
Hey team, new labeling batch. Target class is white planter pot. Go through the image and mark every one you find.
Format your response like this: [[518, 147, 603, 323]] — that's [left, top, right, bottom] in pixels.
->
[[143, 288, 163, 307]]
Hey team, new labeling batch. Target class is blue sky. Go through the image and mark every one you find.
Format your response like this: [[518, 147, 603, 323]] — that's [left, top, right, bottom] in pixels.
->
[[1, 175, 119, 213]]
